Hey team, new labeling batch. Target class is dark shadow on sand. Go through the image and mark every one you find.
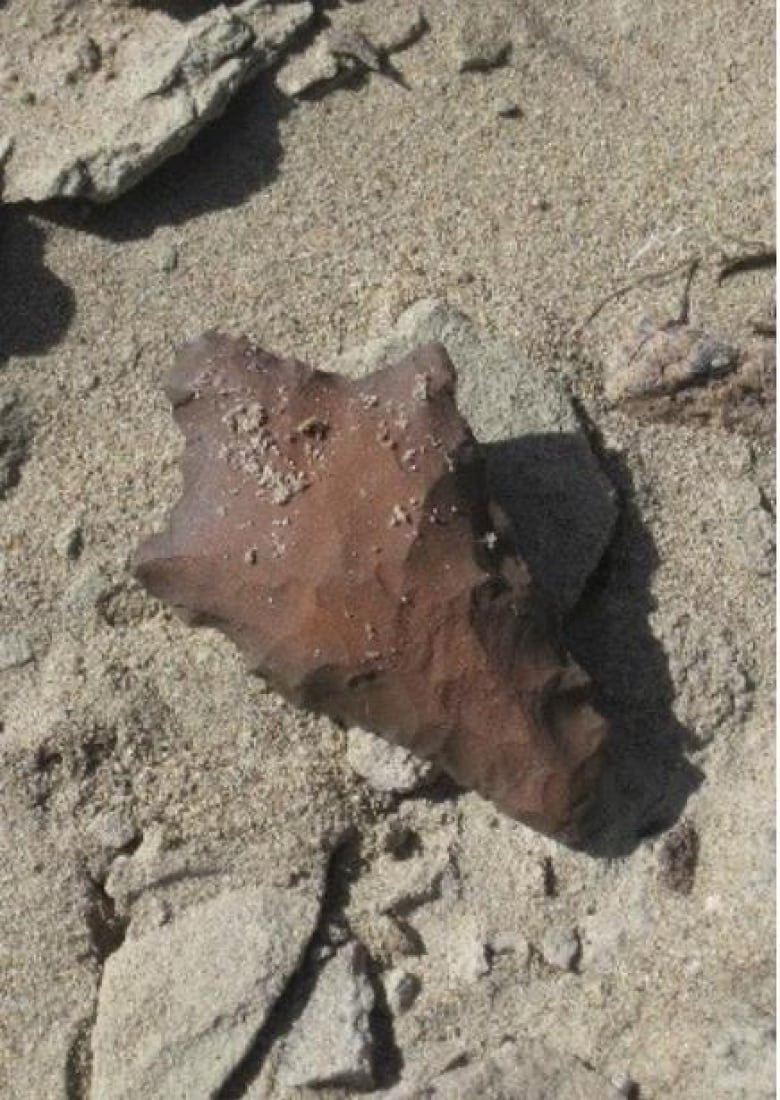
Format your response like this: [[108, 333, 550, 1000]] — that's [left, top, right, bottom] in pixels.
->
[[38, 71, 295, 243], [0, 208, 76, 364], [484, 432, 702, 859]]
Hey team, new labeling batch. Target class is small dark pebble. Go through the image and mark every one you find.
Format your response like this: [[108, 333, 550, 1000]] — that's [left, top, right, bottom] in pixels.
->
[[657, 819, 699, 894]]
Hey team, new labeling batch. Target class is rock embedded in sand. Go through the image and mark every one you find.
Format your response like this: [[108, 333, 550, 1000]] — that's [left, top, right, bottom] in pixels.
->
[[134, 334, 607, 838], [278, 942, 375, 1089], [90, 879, 324, 1097], [1, 1, 314, 202]]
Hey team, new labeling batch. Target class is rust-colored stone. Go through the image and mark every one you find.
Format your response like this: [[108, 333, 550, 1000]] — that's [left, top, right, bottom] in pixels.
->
[[134, 334, 607, 838]]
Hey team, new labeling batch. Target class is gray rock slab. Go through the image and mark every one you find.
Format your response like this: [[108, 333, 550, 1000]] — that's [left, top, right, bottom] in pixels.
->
[[278, 941, 375, 1089], [332, 299, 618, 615], [347, 725, 435, 793], [90, 878, 324, 1099], [1, 1, 313, 202]]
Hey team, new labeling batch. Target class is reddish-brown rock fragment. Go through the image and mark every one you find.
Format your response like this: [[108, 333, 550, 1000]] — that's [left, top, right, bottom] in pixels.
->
[[134, 334, 607, 839]]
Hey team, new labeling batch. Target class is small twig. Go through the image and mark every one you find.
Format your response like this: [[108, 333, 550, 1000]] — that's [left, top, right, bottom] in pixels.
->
[[671, 256, 700, 325], [571, 256, 701, 338]]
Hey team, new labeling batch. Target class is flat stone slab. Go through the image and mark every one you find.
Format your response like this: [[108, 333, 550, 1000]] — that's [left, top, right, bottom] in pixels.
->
[[1, 1, 313, 202], [90, 878, 323, 1099]]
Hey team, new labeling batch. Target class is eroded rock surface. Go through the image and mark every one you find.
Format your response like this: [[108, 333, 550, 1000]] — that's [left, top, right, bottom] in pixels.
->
[[0, 1, 313, 202], [278, 942, 375, 1090], [90, 878, 324, 1098]]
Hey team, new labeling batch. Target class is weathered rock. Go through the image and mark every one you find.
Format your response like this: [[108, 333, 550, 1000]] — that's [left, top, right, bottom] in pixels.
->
[[278, 942, 375, 1089], [134, 329, 609, 838], [540, 924, 581, 971], [90, 878, 324, 1098], [104, 825, 202, 910], [82, 807, 140, 881], [350, 821, 456, 918], [447, 923, 491, 983], [276, 37, 341, 97], [1, 1, 314, 202], [347, 725, 436, 793], [606, 316, 739, 402]]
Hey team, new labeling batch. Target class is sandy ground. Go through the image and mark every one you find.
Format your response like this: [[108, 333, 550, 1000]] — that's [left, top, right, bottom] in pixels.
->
[[0, 1, 776, 1097]]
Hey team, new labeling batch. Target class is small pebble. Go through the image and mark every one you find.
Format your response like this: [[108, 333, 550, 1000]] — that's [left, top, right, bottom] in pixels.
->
[[0, 632, 33, 671], [541, 925, 580, 972], [385, 968, 420, 1013], [494, 97, 522, 118], [610, 1070, 639, 1097], [158, 244, 179, 273]]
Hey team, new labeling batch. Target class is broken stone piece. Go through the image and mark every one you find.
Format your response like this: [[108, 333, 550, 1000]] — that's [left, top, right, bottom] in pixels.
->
[[134, 334, 607, 838], [278, 942, 375, 1089], [1, 1, 314, 202], [90, 881, 324, 1098]]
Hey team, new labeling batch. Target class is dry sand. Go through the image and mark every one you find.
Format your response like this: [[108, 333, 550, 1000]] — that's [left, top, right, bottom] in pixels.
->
[[0, 1, 775, 1098]]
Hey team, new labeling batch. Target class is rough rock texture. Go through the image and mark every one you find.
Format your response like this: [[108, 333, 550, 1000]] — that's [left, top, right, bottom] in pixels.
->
[[347, 724, 436, 793], [0, 1, 313, 202], [278, 942, 375, 1089], [134, 334, 608, 838], [90, 878, 324, 1099]]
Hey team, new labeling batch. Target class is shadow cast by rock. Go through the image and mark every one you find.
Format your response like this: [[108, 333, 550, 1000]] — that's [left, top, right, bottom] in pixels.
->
[[483, 433, 618, 619], [0, 208, 76, 363], [484, 431, 700, 857], [38, 72, 294, 243], [561, 451, 703, 858]]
